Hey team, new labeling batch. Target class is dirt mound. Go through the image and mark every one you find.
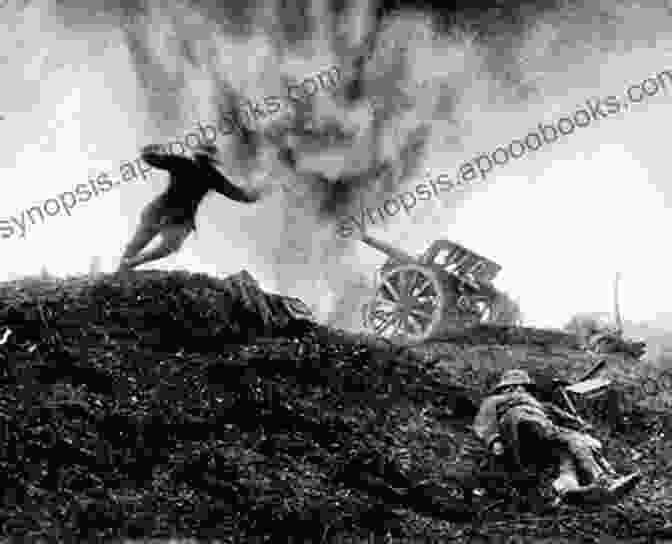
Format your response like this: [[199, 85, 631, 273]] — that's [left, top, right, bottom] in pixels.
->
[[0, 270, 670, 542], [0, 269, 313, 352]]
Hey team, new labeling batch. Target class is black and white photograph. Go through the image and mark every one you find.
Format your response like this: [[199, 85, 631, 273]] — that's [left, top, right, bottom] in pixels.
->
[[1, 0, 671, 541]]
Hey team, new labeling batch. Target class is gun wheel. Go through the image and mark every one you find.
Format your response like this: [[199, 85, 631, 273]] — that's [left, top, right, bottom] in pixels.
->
[[366, 264, 445, 345]]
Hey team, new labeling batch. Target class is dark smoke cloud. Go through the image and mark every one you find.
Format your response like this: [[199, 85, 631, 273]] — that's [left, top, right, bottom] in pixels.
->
[[12, 0, 671, 328]]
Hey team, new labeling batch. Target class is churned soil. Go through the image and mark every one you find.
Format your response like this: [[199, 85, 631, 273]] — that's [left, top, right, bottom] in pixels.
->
[[0, 270, 670, 542]]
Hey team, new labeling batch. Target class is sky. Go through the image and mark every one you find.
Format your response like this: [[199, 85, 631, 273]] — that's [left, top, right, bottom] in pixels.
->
[[0, 0, 671, 333]]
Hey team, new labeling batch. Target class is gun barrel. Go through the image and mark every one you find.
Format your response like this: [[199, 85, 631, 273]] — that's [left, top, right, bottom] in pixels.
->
[[358, 233, 416, 264]]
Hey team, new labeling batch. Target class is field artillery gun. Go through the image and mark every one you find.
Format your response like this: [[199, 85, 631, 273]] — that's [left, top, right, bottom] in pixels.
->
[[359, 232, 511, 345]]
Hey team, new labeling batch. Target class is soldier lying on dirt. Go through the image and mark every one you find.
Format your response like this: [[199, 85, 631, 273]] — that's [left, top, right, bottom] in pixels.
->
[[473, 369, 642, 506]]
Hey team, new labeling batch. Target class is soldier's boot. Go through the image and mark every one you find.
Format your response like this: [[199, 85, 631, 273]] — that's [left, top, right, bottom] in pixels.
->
[[555, 471, 642, 506], [550, 459, 609, 507], [573, 441, 642, 505]]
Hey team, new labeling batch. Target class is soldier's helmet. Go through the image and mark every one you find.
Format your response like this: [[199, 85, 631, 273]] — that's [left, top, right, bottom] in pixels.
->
[[493, 369, 534, 392]]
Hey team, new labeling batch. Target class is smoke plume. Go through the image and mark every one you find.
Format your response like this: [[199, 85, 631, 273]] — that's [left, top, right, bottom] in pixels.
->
[[3, 0, 672, 331]]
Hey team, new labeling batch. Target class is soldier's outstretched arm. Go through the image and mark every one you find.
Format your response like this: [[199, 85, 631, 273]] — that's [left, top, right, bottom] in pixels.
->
[[208, 168, 263, 204]]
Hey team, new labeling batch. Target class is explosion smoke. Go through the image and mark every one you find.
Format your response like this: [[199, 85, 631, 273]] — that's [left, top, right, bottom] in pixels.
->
[[2, 0, 672, 330]]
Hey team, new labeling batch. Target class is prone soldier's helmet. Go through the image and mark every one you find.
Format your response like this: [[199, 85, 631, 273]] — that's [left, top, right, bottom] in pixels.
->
[[493, 369, 534, 393]]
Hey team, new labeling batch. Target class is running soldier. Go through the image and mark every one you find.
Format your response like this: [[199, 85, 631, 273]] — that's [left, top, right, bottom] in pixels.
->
[[117, 143, 264, 272]]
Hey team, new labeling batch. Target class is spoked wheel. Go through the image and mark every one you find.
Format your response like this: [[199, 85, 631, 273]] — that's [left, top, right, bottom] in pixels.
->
[[366, 264, 445, 345]]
